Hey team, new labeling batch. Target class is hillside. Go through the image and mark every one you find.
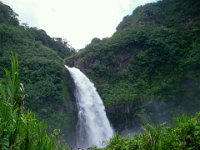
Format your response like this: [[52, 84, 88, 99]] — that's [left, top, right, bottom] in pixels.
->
[[0, 53, 68, 149], [0, 1, 76, 143], [65, 0, 200, 131]]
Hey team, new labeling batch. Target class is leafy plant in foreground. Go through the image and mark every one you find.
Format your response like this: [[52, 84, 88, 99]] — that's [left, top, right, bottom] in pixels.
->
[[0, 53, 68, 150], [92, 113, 200, 150]]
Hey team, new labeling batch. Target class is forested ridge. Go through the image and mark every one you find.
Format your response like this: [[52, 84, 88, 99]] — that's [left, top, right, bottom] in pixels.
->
[[66, 0, 200, 131], [0, 1, 76, 143]]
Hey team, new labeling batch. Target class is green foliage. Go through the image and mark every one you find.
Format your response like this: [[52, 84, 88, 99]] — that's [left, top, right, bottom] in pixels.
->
[[1, 52, 25, 109], [93, 113, 200, 150], [117, 0, 200, 30], [0, 103, 68, 150], [0, 53, 68, 149], [0, 1, 76, 143], [29, 28, 75, 58]]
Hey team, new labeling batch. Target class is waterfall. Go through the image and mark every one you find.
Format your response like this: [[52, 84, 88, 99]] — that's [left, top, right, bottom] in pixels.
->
[[65, 65, 114, 148]]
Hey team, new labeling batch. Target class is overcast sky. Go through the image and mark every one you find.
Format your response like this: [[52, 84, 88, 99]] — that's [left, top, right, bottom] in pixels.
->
[[2, 0, 158, 49]]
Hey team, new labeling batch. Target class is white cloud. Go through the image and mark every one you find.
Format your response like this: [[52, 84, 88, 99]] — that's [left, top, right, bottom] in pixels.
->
[[1, 0, 158, 49]]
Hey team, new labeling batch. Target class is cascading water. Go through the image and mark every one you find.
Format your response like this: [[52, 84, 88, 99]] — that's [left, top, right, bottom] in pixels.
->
[[65, 65, 114, 148]]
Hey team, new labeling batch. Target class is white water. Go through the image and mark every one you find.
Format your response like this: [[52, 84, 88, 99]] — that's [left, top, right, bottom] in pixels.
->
[[65, 65, 114, 148]]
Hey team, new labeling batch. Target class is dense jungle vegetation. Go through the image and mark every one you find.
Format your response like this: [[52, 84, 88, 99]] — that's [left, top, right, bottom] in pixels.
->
[[92, 114, 200, 150], [0, 1, 76, 142], [92, 113, 200, 150], [0, 53, 68, 149], [66, 0, 200, 130]]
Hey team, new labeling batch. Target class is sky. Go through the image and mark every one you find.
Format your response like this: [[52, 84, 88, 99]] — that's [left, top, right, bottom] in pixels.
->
[[2, 0, 158, 49]]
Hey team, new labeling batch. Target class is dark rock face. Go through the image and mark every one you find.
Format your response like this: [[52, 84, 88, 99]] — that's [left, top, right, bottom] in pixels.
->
[[65, 57, 77, 67], [63, 68, 78, 147], [66, 69, 78, 112], [106, 100, 143, 131]]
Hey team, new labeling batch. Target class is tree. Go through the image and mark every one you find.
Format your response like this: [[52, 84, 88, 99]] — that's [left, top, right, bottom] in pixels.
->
[[0, 2, 19, 25]]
